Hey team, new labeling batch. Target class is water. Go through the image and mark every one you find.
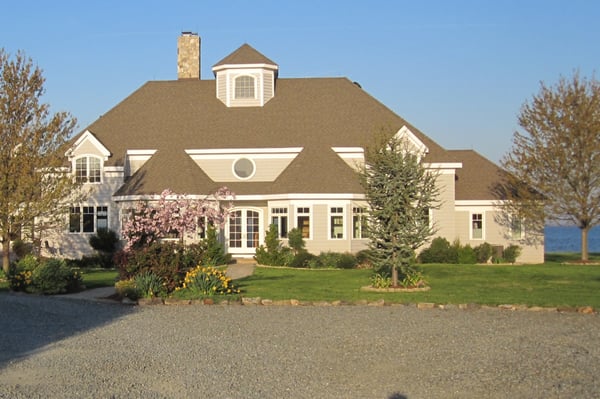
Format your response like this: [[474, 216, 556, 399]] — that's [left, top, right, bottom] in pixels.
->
[[544, 225, 600, 253]]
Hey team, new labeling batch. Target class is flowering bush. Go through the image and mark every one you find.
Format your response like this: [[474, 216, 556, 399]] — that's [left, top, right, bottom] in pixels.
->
[[121, 188, 234, 251], [175, 265, 240, 297]]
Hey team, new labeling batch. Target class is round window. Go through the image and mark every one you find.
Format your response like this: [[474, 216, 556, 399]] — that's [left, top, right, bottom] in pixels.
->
[[233, 158, 255, 179]]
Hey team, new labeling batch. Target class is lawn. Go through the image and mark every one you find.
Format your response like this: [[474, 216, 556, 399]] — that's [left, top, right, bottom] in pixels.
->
[[236, 263, 600, 308], [1, 253, 599, 308]]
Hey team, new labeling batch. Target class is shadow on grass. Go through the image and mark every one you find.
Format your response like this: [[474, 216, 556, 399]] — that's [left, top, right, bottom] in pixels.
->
[[0, 293, 135, 370]]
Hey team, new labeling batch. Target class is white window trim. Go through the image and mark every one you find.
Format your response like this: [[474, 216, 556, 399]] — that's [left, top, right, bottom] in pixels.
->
[[69, 205, 109, 234], [234, 74, 257, 99], [269, 206, 289, 239], [328, 206, 346, 240], [470, 211, 485, 240], [232, 157, 256, 180], [510, 216, 525, 240], [295, 205, 313, 240], [73, 155, 103, 184]]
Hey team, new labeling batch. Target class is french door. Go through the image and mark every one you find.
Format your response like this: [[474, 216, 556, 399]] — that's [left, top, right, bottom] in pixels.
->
[[228, 209, 262, 255]]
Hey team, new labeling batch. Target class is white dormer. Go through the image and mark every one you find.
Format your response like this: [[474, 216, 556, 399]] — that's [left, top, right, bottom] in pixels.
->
[[394, 125, 429, 158], [65, 130, 111, 184], [212, 44, 279, 107], [65, 130, 111, 161]]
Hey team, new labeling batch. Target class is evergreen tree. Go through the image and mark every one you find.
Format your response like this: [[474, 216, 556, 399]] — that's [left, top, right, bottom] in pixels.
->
[[360, 131, 439, 287]]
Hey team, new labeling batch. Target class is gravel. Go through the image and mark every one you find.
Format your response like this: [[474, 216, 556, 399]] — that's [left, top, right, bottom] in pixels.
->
[[0, 293, 599, 399]]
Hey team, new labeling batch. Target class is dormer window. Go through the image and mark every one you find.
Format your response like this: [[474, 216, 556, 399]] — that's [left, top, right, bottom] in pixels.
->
[[235, 75, 256, 99], [75, 156, 102, 183]]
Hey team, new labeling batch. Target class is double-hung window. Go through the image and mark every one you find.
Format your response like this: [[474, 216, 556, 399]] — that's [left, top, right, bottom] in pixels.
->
[[352, 207, 369, 239], [330, 207, 344, 239], [471, 213, 484, 240], [75, 156, 101, 183], [271, 207, 288, 238], [510, 216, 523, 240], [296, 207, 311, 239]]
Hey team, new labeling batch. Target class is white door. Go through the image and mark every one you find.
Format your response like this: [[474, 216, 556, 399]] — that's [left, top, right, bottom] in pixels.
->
[[228, 209, 261, 255]]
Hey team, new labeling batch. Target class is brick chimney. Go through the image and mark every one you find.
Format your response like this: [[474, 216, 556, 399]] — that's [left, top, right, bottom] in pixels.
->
[[177, 32, 200, 79]]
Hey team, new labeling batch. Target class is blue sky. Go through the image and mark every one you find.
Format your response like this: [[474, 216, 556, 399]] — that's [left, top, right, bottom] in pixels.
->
[[2, 0, 599, 163]]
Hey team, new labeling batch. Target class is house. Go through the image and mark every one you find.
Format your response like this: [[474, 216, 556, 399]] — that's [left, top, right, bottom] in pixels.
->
[[43, 32, 544, 263]]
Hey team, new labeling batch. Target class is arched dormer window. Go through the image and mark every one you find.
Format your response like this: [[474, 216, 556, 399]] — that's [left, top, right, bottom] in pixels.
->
[[234, 75, 255, 99], [74, 156, 102, 183]]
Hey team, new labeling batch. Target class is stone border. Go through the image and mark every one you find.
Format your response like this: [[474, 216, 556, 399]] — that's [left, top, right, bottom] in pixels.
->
[[135, 296, 596, 314], [360, 285, 431, 293]]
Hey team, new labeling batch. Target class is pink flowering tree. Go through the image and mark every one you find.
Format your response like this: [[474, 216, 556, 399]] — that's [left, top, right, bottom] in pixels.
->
[[121, 187, 234, 251]]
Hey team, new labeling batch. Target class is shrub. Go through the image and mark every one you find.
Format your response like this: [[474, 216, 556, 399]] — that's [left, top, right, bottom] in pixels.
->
[[457, 244, 477, 264], [503, 245, 522, 264], [254, 224, 291, 266], [200, 226, 232, 266], [9, 257, 83, 294], [474, 242, 493, 263], [115, 279, 138, 300], [89, 229, 120, 254], [315, 251, 340, 268], [12, 239, 33, 259], [398, 265, 426, 288], [370, 272, 391, 288], [336, 252, 358, 269], [134, 271, 166, 298], [355, 249, 374, 268], [175, 265, 240, 297], [290, 251, 316, 268], [287, 228, 306, 254], [418, 237, 457, 263], [67, 253, 114, 269], [115, 241, 203, 292]]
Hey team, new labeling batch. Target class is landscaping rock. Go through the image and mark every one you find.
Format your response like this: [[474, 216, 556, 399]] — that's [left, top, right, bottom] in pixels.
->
[[417, 302, 435, 309], [242, 297, 261, 306], [578, 306, 595, 314]]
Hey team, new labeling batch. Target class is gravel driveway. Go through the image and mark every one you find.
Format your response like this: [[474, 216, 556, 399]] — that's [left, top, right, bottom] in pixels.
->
[[0, 293, 599, 399]]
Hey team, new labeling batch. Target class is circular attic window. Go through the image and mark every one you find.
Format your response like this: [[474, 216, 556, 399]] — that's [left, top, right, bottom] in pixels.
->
[[233, 158, 255, 180]]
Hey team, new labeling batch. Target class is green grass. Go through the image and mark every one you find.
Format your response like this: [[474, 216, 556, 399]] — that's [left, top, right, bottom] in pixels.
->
[[2, 253, 599, 308], [236, 262, 600, 308], [79, 268, 119, 289]]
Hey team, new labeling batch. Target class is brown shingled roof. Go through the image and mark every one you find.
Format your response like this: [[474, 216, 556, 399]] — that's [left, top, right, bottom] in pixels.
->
[[84, 76, 452, 197], [213, 43, 278, 68], [450, 149, 505, 201]]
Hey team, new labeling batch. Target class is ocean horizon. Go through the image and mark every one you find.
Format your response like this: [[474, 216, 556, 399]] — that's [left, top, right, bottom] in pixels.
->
[[544, 225, 600, 253]]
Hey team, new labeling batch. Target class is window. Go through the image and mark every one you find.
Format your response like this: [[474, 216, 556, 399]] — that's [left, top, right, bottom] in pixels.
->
[[75, 156, 101, 183], [271, 207, 288, 238], [511, 216, 523, 240], [96, 206, 108, 231], [330, 207, 344, 239], [69, 205, 108, 233], [471, 213, 483, 239], [353, 207, 369, 239], [233, 158, 255, 179], [297, 207, 311, 239], [234, 75, 255, 99]]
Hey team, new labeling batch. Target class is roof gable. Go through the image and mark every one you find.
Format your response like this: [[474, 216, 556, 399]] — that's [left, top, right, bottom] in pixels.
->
[[213, 43, 278, 70], [65, 130, 111, 160]]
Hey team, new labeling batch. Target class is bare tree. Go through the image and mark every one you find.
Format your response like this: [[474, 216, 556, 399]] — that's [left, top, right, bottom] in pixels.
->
[[501, 72, 600, 261], [0, 49, 80, 273]]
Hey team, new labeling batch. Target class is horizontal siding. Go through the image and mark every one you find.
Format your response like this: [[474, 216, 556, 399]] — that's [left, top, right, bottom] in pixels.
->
[[193, 157, 294, 182]]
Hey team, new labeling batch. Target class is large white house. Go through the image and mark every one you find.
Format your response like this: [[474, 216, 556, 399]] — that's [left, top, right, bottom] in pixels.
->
[[43, 33, 544, 263]]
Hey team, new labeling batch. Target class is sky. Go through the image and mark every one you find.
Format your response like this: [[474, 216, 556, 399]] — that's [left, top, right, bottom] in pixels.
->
[[2, 0, 599, 163]]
